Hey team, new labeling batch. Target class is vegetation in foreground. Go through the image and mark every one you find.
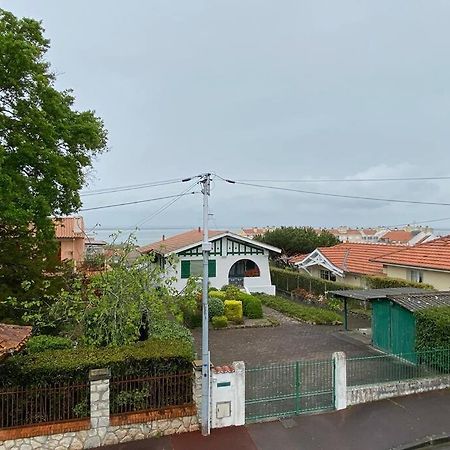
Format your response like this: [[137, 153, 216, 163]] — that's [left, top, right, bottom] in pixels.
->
[[257, 294, 342, 325]]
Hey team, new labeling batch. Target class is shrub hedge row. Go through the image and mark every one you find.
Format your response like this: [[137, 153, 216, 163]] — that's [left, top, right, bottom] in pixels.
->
[[415, 307, 450, 351], [0, 338, 194, 386], [271, 267, 435, 296], [270, 267, 354, 295]]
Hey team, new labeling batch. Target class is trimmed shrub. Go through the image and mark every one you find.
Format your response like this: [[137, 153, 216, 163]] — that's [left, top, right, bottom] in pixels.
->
[[0, 338, 194, 387], [270, 267, 355, 296], [257, 294, 342, 325], [209, 287, 219, 291], [149, 321, 193, 344], [220, 284, 241, 298], [211, 315, 228, 329], [184, 309, 202, 329], [364, 275, 434, 290], [224, 300, 243, 324], [26, 335, 73, 354], [209, 296, 225, 320], [237, 293, 263, 319], [209, 290, 227, 300]]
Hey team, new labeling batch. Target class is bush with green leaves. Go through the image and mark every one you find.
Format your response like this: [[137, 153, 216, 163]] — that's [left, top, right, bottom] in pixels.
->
[[224, 300, 243, 324], [208, 296, 225, 320], [364, 275, 434, 290], [0, 338, 194, 387], [26, 335, 73, 354], [211, 315, 228, 329], [257, 294, 342, 325], [220, 284, 241, 298], [209, 290, 227, 300], [236, 293, 263, 319]]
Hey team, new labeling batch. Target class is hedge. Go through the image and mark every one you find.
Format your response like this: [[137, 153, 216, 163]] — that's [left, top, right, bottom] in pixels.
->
[[26, 335, 73, 354], [0, 338, 194, 387], [224, 300, 243, 324], [416, 307, 450, 351], [270, 267, 354, 295], [208, 296, 225, 319], [211, 315, 228, 329], [238, 293, 263, 319], [271, 267, 434, 296], [257, 294, 342, 325], [364, 275, 434, 290]]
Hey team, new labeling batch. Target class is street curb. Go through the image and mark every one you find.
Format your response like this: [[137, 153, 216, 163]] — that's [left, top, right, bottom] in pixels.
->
[[391, 433, 450, 449]]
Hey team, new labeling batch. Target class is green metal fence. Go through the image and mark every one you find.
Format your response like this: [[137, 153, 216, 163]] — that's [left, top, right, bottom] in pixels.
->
[[245, 359, 334, 422], [347, 348, 450, 387]]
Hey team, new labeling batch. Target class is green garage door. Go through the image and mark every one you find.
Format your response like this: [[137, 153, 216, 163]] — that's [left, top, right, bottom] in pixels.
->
[[391, 303, 416, 361], [372, 300, 392, 353]]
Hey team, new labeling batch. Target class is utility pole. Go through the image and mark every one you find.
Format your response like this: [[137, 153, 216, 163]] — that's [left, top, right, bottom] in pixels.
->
[[200, 173, 211, 436]]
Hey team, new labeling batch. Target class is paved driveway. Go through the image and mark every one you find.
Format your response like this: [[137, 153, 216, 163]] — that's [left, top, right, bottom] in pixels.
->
[[193, 307, 376, 366]]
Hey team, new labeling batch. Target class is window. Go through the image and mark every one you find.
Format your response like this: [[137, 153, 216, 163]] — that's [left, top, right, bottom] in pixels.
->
[[320, 269, 336, 282], [410, 269, 423, 283], [180, 260, 216, 278]]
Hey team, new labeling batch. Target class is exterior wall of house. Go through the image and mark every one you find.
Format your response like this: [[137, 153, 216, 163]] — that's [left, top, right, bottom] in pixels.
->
[[59, 238, 85, 263], [306, 266, 366, 288], [166, 237, 276, 294], [385, 265, 450, 291]]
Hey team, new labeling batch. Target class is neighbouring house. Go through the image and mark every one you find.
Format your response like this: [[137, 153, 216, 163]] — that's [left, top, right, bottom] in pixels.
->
[[0, 324, 32, 360], [374, 235, 450, 290], [239, 227, 275, 239], [139, 228, 281, 294], [331, 288, 450, 361], [290, 243, 401, 288], [53, 216, 85, 264], [85, 236, 107, 257]]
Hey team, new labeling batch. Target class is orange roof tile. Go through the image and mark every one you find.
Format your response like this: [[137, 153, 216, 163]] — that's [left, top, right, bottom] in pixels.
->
[[0, 324, 32, 358], [288, 253, 310, 264], [139, 229, 226, 255], [380, 230, 413, 243], [375, 235, 450, 271], [318, 243, 401, 275], [54, 217, 85, 239]]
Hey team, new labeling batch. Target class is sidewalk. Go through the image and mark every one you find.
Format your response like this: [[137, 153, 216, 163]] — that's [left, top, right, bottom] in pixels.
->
[[102, 389, 450, 450]]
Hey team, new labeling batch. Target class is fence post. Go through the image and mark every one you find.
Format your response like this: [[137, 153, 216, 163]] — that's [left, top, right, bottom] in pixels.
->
[[89, 368, 111, 430], [233, 361, 245, 426], [332, 352, 347, 410]]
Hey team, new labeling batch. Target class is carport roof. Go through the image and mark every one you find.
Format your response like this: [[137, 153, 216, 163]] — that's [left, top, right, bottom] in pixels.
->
[[387, 291, 450, 312], [329, 287, 428, 301]]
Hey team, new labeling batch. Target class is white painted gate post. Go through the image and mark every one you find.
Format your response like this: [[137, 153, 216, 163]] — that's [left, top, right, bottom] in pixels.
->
[[332, 352, 347, 410]]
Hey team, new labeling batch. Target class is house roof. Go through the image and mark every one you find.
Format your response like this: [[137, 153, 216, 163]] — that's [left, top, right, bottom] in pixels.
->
[[288, 253, 310, 264], [139, 229, 282, 256], [329, 287, 429, 301], [54, 217, 85, 239], [380, 230, 413, 243], [316, 243, 401, 275], [374, 235, 450, 271], [0, 324, 32, 358]]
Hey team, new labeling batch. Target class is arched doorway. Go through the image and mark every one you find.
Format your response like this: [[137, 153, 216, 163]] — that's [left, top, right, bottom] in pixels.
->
[[228, 259, 260, 286]]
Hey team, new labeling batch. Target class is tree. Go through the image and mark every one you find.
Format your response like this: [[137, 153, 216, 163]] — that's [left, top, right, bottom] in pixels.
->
[[0, 9, 107, 313], [257, 226, 339, 256]]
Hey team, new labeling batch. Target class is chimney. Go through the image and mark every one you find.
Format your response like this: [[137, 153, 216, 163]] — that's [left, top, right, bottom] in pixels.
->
[[162, 235, 165, 241]]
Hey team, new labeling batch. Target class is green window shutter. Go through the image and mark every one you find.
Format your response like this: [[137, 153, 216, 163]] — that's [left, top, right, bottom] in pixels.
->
[[181, 260, 190, 279], [208, 259, 216, 278]]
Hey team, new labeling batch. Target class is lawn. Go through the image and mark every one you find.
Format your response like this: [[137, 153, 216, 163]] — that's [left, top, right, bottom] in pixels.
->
[[256, 294, 342, 325]]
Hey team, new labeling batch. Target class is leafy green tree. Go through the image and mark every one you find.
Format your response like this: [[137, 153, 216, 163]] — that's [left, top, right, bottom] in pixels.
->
[[0, 9, 107, 313], [257, 226, 339, 256]]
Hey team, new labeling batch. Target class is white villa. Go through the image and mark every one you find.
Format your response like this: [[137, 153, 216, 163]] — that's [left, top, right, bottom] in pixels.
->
[[139, 228, 281, 294]]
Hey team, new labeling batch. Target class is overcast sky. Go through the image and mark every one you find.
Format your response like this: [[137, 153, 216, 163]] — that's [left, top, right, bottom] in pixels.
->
[[4, 1, 450, 243]]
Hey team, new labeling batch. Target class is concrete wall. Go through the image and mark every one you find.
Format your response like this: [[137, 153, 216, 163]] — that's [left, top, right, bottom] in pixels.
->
[[348, 376, 450, 406], [59, 238, 85, 263], [385, 265, 450, 290]]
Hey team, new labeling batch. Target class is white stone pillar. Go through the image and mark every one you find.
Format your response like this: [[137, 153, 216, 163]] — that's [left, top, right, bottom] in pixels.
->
[[333, 352, 347, 410], [89, 368, 111, 429], [233, 361, 245, 426]]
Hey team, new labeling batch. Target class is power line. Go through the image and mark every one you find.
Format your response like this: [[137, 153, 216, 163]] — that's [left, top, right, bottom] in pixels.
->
[[79, 192, 198, 212], [216, 176, 450, 207], [136, 180, 201, 227], [81, 178, 189, 196], [235, 176, 450, 183]]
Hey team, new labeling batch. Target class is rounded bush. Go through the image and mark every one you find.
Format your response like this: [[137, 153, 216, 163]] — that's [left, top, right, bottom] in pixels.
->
[[224, 300, 243, 324], [208, 296, 225, 320], [211, 315, 228, 329], [209, 291, 226, 301]]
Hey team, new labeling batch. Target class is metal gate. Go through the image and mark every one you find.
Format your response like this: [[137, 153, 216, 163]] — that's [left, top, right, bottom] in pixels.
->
[[245, 359, 335, 422]]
